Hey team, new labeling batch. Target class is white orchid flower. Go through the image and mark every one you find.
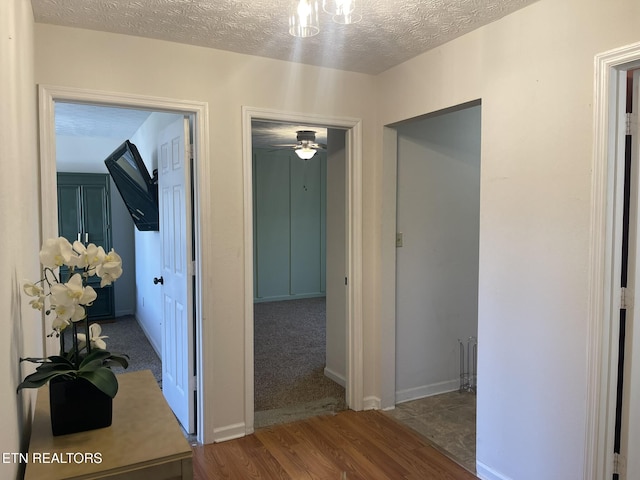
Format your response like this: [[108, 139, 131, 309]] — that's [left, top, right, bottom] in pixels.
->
[[28, 297, 45, 311], [23, 281, 44, 297], [76, 323, 108, 351], [51, 273, 97, 307], [51, 316, 70, 332], [96, 249, 123, 287], [52, 302, 86, 323], [23, 282, 45, 310], [69, 242, 105, 273], [39, 237, 73, 269]]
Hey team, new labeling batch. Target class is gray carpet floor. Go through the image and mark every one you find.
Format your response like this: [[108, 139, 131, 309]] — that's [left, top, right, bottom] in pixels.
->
[[254, 297, 346, 427], [89, 316, 162, 385]]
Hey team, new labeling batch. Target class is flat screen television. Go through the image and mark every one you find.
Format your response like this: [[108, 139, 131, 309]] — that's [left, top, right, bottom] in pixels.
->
[[104, 140, 159, 231]]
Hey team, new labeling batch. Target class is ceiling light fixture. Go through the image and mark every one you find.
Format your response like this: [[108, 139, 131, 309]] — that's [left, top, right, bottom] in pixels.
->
[[295, 145, 317, 160], [323, 0, 361, 24], [289, 0, 320, 38]]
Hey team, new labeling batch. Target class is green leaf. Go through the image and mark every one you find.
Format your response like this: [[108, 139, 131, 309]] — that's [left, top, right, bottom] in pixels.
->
[[20, 356, 72, 366], [78, 349, 111, 369], [33, 361, 74, 373], [78, 367, 118, 398], [17, 371, 75, 392], [106, 353, 129, 369]]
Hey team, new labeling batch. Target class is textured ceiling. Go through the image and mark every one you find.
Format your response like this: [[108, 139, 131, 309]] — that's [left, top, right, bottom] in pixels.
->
[[31, 0, 539, 75]]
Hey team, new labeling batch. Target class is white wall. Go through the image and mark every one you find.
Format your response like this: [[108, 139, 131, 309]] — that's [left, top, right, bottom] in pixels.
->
[[325, 128, 347, 385], [30, 0, 640, 474], [395, 105, 480, 403], [33, 25, 378, 442], [0, 0, 42, 478], [377, 0, 640, 478], [130, 112, 185, 356]]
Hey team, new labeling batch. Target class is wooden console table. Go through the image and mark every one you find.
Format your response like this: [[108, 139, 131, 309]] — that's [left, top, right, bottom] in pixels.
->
[[25, 370, 193, 480]]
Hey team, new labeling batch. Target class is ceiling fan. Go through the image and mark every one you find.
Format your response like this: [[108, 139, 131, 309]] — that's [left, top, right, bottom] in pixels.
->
[[272, 130, 327, 160]]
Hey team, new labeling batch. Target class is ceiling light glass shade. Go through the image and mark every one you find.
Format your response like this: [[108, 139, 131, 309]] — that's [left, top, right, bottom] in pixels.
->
[[295, 147, 317, 160], [324, 0, 361, 24], [332, 10, 362, 24], [322, 0, 355, 16], [289, 0, 320, 38], [332, 0, 361, 24]]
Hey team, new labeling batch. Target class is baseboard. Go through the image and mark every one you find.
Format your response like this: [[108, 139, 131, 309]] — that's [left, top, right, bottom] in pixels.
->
[[115, 308, 135, 317], [213, 422, 246, 443], [395, 379, 460, 404], [134, 315, 162, 359], [324, 367, 346, 387], [254, 293, 326, 303], [476, 461, 512, 480], [363, 396, 381, 410]]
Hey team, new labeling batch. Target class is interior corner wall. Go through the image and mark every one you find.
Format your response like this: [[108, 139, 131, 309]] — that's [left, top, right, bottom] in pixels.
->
[[325, 129, 347, 385], [1, 0, 41, 478], [376, 0, 640, 477], [130, 112, 184, 357], [395, 105, 481, 403], [110, 177, 136, 317]]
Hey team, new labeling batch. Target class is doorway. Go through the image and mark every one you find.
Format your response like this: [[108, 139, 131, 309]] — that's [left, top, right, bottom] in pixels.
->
[[387, 101, 481, 473], [38, 85, 208, 444], [587, 41, 640, 479], [251, 121, 347, 428], [241, 107, 364, 434]]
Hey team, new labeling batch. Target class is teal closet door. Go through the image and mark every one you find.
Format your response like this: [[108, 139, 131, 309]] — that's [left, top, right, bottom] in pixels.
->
[[57, 173, 113, 320], [253, 150, 327, 302], [82, 184, 110, 248], [254, 153, 291, 299], [57, 184, 82, 245], [290, 156, 322, 295]]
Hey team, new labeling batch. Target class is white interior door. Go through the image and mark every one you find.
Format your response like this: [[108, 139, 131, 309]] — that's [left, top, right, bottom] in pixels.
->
[[158, 116, 195, 434]]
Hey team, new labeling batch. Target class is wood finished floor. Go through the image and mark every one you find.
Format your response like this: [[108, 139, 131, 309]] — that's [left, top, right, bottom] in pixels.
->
[[192, 410, 478, 480]]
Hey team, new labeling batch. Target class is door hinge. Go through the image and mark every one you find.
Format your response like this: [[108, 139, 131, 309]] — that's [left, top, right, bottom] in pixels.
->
[[626, 112, 637, 136], [189, 375, 197, 392], [621, 287, 632, 309], [613, 452, 626, 476], [191, 260, 196, 276], [345, 277, 348, 286]]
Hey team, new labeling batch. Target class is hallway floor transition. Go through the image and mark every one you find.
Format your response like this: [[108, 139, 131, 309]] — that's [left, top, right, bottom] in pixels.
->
[[387, 390, 476, 473]]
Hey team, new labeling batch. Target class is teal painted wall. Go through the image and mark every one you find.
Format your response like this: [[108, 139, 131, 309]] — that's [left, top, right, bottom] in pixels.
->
[[253, 148, 326, 302]]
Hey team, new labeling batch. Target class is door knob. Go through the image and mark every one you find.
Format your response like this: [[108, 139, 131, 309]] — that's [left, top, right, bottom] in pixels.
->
[[153, 276, 164, 285]]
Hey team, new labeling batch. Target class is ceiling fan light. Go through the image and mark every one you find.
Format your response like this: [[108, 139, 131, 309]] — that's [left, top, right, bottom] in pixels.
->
[[289, 0, 320, 38], [295, 147, 317, 160]]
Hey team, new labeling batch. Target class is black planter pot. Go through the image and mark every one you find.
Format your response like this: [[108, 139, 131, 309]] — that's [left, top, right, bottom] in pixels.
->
[[49, 376, 112, 436]]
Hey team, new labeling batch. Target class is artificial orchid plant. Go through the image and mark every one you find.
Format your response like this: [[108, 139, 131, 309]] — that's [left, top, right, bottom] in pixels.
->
[[17, 237, 129, 398]]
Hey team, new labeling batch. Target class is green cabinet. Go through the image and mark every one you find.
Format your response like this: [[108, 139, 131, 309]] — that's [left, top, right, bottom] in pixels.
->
[[57, 173, 114, 320]]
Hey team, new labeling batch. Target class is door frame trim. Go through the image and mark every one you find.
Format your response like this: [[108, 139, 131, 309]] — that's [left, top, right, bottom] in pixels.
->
[[241, 106, 363, 433], [586, 42, 640, 479], [38, 84, 211, 444]]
